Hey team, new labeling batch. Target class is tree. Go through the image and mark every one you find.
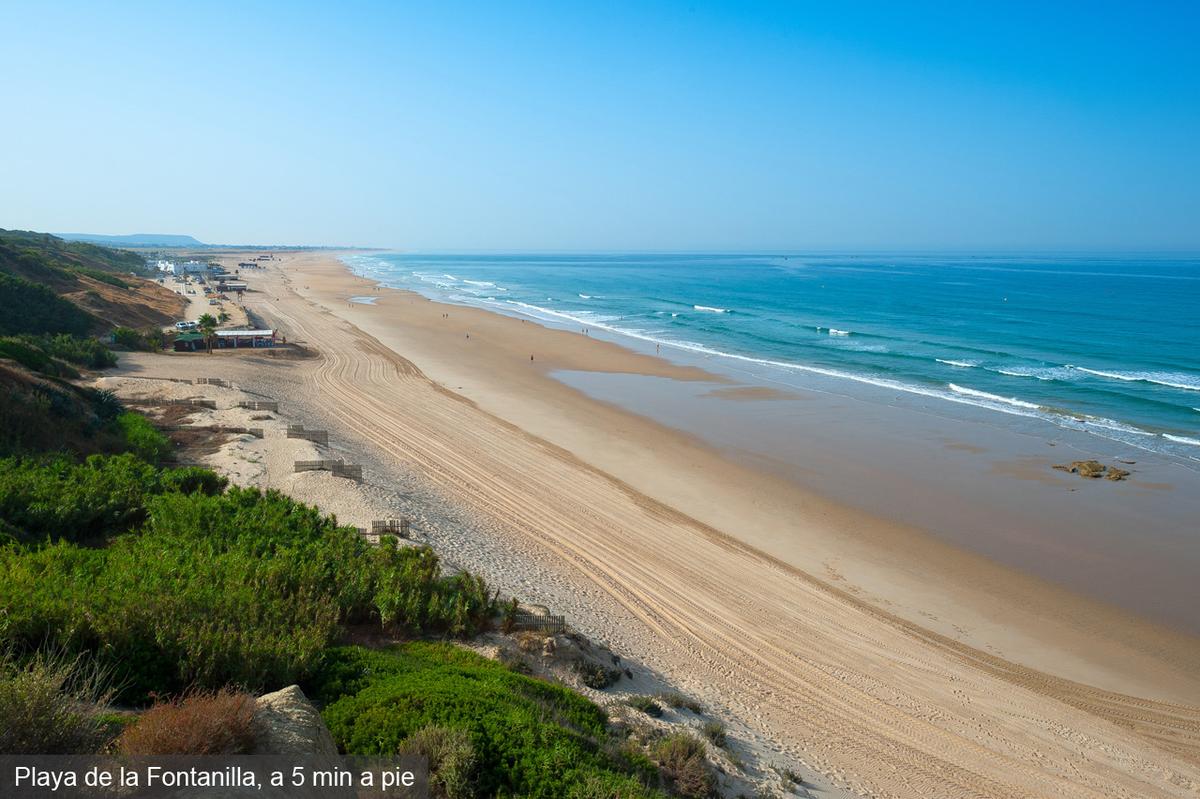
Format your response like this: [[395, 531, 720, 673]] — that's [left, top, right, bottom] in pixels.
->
[[197, 313, 217, 354]]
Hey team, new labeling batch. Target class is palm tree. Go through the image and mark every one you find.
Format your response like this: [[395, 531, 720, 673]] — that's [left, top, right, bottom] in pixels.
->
[[197, 313, 218, 354]]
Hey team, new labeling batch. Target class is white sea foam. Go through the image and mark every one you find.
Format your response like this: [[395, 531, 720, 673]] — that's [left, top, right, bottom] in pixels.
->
[[948, 384, 1041, 410], [694, 305, 729, 313], [342, 262, 1186, 461], [992, 366, 1073, 381], [579, 294, 592, 299], [827, 328, 851, 336], [1072, 367, 1200, 392], [462, 279, 495, 287]]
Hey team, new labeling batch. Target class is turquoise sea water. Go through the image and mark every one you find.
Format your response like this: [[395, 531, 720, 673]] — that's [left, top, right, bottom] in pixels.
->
[[344, 253, 1200, 464]]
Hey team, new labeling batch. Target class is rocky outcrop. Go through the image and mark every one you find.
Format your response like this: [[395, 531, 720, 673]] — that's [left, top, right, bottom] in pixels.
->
[[251, 685, 338, 757], [1053, 460, 1131, 481]]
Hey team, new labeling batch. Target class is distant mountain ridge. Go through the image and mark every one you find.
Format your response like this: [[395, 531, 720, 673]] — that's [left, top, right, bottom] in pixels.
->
[[56, 232, 206, 247]]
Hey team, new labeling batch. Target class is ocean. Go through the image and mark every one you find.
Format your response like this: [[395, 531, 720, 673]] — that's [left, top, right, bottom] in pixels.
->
[[343, 252, 1200, 465]]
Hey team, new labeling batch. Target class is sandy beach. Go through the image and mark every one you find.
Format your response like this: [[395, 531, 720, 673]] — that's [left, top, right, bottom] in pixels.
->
[[110, 250, 1200, 799]]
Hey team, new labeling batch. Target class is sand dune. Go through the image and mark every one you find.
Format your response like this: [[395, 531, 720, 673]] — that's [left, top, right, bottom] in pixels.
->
[[128, 252, 1200, 798]]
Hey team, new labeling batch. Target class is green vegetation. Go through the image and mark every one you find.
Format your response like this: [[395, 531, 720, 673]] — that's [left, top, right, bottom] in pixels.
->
[[309, 644, 666, 798], [0, 460, 494, 701], [0, 228, 145, 282], [110, 326, 169, 351], [0, 272, 95, 337], [700, 721, 727, 749], [113, 411, 172, 462], [0, 648, 117, 755], [657, 691, 703, 714], [0, 364, 130, 458], [0, 453, 222, 546], [0, 334, 117, 376], [198, 312, 217, 353], [651, 733, 713, 799], [628, 695, 664, 717]]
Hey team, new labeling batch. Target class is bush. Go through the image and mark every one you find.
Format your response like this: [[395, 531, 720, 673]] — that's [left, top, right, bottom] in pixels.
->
[[110, 327, 146, 350], [0, 475, 495, 702], [399, 725, 478, 799], [114, 412, 172, 462], [627, 695, 663, 717], [118, 689, 258, 755], [0, 365, 130, 458], [700, 721, 726, 749], [652, 733, 713, 799], [0, 454, 223, 546], [577, 660, 623, 690], [0, 649, 116, 754], [0, 272, 95, 337], [44, 334, 117, 369], [657, 691, 702, 714], [310, 644, 664, 799]]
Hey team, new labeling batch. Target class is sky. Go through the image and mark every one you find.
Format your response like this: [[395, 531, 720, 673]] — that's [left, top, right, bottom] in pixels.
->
[[1, 1, 1197, 251]]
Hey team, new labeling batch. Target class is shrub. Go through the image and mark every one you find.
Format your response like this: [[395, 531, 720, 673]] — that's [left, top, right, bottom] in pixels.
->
[[110, 327, 146, 350], [652, 733, 713, 799], [0, 454, 223, 546], [500, 597, 519, 634], [0, 337, 78, 377], [627, 695, 663, 717], [0, 477, 494, 702], [44, 334, 117, 369], [399, 725, 478, 799], [576, 660, 623, 690], [0, 649, 116, 754], [115, 412, 172, 462], [0, 272, 94, 337], [118, 689, 258, 755], [657, 691, 702, 714], [311, 644, 664, 799], [700, 720, 726, 749]]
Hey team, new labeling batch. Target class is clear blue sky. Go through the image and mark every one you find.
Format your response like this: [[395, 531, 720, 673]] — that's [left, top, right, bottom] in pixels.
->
[[1, 1, 1197, 250]]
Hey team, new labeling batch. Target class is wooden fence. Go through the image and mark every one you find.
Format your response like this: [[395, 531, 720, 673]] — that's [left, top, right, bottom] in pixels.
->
[[293, 459, 362, 481], [128, 398, 217, 409], [371, 519, 411, 538], [193, 377, 229, 387], [286, 425, 329, 445], [236, 400, 279, 412], [511, 612, 567, 635]]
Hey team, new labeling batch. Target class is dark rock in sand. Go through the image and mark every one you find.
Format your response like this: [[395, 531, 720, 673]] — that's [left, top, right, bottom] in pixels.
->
[[1053, 460, 1130, 481]]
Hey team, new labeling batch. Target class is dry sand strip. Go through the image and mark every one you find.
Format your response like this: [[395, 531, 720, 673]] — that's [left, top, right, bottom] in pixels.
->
[[121, 256, 1200, 799]]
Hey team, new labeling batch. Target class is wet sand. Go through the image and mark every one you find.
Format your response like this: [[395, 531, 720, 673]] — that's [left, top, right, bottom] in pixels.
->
[[148, 250, 1200, 797]]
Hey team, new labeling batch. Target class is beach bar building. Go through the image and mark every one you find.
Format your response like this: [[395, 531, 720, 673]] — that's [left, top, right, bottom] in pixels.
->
[[173, 332, 205, 352], [214, 329, 276, 348]]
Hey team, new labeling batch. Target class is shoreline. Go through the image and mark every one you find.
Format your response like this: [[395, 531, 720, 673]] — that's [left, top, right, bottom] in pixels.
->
[[126, 249, 1200, 797], [298, 252, 1200, 681]]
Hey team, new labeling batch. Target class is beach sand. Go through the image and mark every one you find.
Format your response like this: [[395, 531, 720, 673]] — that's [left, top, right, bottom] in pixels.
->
[[113, 250, 1200, 798]]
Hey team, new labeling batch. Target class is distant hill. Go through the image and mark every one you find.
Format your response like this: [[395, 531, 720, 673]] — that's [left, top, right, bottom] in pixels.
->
[[0, 228, 184, 333], [56, 232, 206, 247]]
